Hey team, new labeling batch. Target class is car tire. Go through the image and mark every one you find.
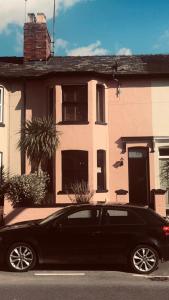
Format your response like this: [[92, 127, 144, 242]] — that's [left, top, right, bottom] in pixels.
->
[[130, 245, 159, 274], [6, 242, 37, 272]]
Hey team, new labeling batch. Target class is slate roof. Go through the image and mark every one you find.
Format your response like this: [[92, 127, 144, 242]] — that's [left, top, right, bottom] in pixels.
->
[[0, 54, 169, 79]]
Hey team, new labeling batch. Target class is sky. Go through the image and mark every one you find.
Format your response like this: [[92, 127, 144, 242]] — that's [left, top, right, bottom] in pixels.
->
[[1, 0, 169, 57]]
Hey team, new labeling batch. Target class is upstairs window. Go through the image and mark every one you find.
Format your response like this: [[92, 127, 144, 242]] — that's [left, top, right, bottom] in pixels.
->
[[97, 150, 106, 191], [96, 85, 105, 123], [0, 87, 4, 123], [62, 85, 88, 123], [62, 150, 88, 191]]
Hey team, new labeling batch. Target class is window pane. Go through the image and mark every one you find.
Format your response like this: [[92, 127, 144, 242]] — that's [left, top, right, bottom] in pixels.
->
[[129, 149, 147, 158], [159, 158, 169, 206], [96, 85, 105, 123], [63, 209, 99, 226], [97, 150, 106, 191], [107, 210, 128, 216], [68, 210, 97, 219], [63, 105, 76, 121], [159, 148, 169, 156], [104, 209, 143, 225], [62, 85, 87, 122], [62, 150, 88, 190]]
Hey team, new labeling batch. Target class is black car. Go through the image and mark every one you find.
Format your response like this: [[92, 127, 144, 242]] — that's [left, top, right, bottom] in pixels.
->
[[0, 204, 169, 274]]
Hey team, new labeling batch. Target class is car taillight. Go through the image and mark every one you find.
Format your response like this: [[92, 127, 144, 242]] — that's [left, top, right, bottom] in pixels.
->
[[162, 226, 169, 236]]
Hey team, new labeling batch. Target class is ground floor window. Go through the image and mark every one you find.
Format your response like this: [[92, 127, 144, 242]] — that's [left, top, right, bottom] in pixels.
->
[[159, 147, 169, 207], [62, 150, 88, 191], [97, 150, 106, 191]]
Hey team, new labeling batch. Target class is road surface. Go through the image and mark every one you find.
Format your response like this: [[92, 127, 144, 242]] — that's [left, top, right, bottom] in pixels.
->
[[0, 262, 169, 300]]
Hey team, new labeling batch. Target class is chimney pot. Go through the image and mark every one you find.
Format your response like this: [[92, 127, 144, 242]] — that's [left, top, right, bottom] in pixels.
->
[[36, 13, 46, 23], [27, 13, 36, 23]]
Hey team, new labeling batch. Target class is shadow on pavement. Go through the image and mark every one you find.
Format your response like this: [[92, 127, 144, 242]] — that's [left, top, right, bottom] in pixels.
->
[[35, 263, 130, 273], [0, 263, 130, 273]]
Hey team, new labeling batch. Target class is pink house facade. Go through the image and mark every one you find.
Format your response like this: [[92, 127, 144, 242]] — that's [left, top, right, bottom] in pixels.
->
[[1, 13, 169, 223]]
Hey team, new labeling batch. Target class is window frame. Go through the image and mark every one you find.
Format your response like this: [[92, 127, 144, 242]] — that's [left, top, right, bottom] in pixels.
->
[[102, 207, 145, 226], [61, 150, 88, 192], [0, 87, 4, 124], [60, 208, 100, 227], [96, 84, 105, 124], [62, 84, 88, 124], [97, 149, 107, 192], [158, 146, 169, 207]]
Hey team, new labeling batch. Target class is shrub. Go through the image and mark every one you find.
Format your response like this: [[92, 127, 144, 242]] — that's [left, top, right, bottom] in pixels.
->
[[6, 172, 50, 207], [0, 166, 8, 205], [67, 181, 95, 204]]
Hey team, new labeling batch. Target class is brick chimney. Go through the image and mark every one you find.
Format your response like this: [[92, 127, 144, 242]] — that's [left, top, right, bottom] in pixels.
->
[[24, 13, 51, 61]]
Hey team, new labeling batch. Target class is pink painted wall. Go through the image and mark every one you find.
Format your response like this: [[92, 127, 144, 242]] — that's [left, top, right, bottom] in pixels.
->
[[108, 79, 154, 202], [23, 76, 155, 204]]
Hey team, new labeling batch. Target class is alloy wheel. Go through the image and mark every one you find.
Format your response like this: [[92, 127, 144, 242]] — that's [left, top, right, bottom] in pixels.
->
[[9, 245, 34, 271], [132, 246, 157, 273]]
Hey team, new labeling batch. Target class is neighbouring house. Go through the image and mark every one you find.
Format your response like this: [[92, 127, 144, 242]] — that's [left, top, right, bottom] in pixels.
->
[[1, 12, 169, 223]]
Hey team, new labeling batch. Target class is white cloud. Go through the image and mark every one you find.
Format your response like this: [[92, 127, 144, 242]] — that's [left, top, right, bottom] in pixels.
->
[[67, 40, 108, 56], [116, 48, 132, 56], [0, 0, 85, 31], [153, 29, 169, 50], [15, 30, 23, 53], [55, 38, 68, 50]]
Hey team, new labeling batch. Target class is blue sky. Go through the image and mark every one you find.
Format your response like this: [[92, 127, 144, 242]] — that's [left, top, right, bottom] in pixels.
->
[[1, 0, 169, 56]]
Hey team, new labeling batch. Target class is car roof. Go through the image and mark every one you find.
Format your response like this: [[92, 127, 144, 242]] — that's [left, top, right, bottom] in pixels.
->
[[67, 203, 149, 211]]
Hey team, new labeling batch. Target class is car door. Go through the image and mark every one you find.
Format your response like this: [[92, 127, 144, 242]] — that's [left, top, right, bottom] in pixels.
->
[[99, 207, 146, 264], [40, 207, 102, 264]]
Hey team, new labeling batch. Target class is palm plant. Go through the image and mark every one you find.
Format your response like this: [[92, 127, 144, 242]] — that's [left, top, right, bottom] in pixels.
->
[[18, 117, 60, 175]]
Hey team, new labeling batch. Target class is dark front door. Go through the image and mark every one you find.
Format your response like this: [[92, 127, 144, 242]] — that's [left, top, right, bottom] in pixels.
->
[[128, 147, 150, 205]]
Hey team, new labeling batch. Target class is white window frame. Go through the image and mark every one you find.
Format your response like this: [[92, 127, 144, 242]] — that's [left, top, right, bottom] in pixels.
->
[[158, 146, 169, 208], [0, 87, 4, 123]]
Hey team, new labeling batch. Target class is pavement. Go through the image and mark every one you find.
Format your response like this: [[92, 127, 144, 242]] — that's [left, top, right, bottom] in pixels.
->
[[0, 262, 169, 300]]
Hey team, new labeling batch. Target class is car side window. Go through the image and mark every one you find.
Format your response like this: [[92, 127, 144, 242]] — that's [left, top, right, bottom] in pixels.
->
[[103, 209, 144, 225], [60, 209, 100, 227]]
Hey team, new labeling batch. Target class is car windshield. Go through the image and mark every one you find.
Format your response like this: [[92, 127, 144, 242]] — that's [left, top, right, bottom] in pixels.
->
[[39, 207, 72, 225]]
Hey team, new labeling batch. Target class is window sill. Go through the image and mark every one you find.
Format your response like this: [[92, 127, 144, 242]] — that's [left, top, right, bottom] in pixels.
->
[[57, 190, 69, 195], [57, 121, 89, 125], [95, 122, 107, 125], [0, 123, 5, 127], [96, 189, 108, 193]]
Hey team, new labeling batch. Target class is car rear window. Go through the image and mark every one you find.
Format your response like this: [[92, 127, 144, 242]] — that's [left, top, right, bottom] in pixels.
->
[[103, 208, 145, 225]]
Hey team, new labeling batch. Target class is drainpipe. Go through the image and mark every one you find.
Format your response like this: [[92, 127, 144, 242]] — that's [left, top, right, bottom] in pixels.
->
[[21, 80, 26, 174]]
